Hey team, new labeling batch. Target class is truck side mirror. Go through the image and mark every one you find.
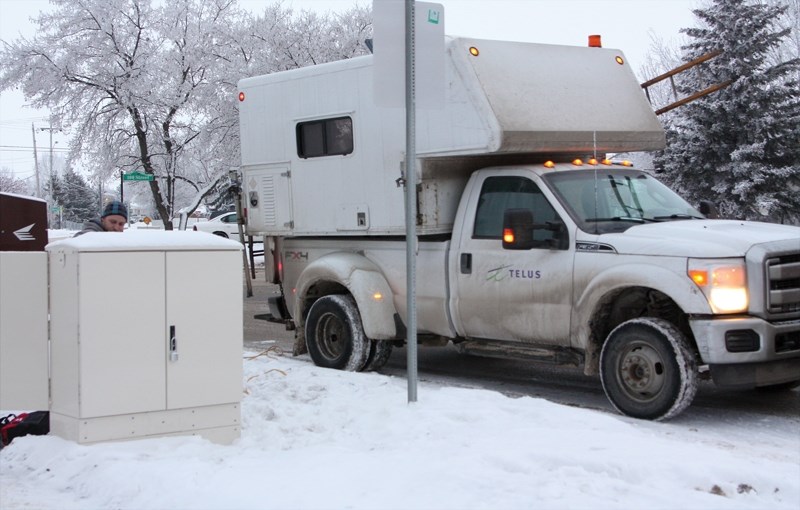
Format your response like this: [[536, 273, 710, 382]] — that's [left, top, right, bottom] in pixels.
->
[[502, 209, 535, 250], [699, 200, 719, 219]]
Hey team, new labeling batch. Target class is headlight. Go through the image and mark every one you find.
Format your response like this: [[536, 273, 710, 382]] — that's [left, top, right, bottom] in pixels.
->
[[687, 259, 748, 314]]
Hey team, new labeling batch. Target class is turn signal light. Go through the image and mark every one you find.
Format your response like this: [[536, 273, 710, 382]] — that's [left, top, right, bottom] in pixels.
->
[[689, 270, 708, 286], [503, 228, 515, 244]]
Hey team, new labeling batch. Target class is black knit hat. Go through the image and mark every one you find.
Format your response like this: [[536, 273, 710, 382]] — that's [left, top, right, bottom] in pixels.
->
[[102, 200, 128, 220]]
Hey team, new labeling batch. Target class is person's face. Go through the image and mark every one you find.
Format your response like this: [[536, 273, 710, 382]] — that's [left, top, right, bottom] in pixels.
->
[[101, 214, 126, 232]]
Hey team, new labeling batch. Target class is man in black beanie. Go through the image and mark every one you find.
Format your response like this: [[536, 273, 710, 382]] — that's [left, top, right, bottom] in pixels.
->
[[74, 200, 128, 236]]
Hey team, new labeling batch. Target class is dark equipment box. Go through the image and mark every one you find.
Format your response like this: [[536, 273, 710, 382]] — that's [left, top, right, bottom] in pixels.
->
[[0, 193, 49, 251]]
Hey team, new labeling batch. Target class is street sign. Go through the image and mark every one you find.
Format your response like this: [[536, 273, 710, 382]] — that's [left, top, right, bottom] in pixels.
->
[[122, 172, 154, 182]]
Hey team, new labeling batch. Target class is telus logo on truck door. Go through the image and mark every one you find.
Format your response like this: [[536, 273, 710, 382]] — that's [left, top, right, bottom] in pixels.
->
[[486, 264, 542, 282]]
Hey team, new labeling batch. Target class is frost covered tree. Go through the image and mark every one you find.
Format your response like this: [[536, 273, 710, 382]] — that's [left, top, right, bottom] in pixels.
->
[[0, 168, 29, 194], [653, 0, 800, 223], [0, 0, 372, 228], [53, 168, 98, 223]]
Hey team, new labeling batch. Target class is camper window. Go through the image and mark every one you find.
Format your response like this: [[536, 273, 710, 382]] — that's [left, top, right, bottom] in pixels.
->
[[296, 116, 354, 158]]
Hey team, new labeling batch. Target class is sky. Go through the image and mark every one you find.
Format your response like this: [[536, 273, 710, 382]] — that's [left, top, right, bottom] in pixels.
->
[[0, 0, 700, 181], [2, 350, 798, 509]]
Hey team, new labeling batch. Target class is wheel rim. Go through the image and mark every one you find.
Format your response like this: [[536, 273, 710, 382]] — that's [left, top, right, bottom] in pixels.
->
[[314, 312, 349, 361], [616, 341, 666, 403]]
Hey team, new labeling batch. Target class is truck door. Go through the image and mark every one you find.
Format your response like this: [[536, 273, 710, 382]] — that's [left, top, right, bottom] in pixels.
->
[[453, 174, 573, 344]]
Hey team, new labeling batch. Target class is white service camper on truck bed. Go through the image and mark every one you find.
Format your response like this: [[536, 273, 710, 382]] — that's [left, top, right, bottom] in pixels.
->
[[239, 37, 800, 420]]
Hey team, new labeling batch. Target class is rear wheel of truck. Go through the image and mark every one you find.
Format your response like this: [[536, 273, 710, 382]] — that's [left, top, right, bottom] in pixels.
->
[[305, 294, 371, 371], [600, 318, 698, 421]]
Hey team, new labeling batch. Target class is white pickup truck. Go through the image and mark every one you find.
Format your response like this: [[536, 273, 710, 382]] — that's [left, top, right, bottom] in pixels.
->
[[239, 37, 800, 420]]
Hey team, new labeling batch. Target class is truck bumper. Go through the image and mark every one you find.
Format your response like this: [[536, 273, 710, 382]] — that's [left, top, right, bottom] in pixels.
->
[[689, 316, 800, 386]]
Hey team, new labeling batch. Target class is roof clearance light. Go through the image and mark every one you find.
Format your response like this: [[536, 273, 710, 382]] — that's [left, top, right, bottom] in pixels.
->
[[621, 160, 633, 167], [544, 161, 556, 168], [615, 56, 625, 65], [602, 158, 612, 165], [572, 158, 584, 166], [238, 92, 245, 102], [588, 158, 598, 165], [503, 228, 515, 244], [469, 46, 480, 57], [588, 35, 602, 48]]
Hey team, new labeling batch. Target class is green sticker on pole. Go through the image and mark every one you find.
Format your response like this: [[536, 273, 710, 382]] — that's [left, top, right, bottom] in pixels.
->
[[122, 172, 154, 181]]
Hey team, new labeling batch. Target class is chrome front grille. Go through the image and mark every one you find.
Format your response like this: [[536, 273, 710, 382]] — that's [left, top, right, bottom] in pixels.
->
[[766, 253, 800, 314]]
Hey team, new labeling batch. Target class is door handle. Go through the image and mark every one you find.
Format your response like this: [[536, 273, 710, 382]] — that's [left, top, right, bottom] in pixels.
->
[[460, 253, 472, 274], [169, 325, 179, 362]]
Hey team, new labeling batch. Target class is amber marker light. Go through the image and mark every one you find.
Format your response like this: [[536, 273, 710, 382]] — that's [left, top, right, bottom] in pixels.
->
[[621, 160, 633, 167], [602, 158, 612, 165], [588, 158, 598, 165], [238, 92, 245, 102], [615, 56, 625, 65], [689, 270, 708, 286], [373, 292, 383, 301], [503, 228, 515, 244], [572, 158, 584, 166], [544, 161, 556, 168], [469, 46, 480, 57]]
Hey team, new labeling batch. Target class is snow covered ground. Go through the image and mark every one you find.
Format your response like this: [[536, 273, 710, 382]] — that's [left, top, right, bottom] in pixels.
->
[[2, 350, 798, 510]]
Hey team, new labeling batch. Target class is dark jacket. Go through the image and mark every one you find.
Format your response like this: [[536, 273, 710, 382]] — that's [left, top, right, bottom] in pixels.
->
[[74, 219, 105, 237]]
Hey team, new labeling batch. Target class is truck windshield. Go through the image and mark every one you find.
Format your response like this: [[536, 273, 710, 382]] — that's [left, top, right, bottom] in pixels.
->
[[543, 169, 703, 234]]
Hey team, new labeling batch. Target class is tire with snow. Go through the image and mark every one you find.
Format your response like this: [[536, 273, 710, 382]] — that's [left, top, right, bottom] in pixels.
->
[[600, 318, 698, 421], [305, 294, 371, 371], [362, 340, 393, 372]]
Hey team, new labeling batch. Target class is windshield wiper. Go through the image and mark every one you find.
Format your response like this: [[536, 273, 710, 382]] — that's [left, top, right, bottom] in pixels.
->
[[585, 216, 653, 223], [652, 214, 705, 221]]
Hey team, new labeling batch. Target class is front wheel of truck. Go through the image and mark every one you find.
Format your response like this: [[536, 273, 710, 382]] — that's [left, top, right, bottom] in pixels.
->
[[600, 318, 698, 421], [305, 294, 371, 371]]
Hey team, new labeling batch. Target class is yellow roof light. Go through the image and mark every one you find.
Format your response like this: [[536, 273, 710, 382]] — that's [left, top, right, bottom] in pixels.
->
[[621, 160, 633, 167], [543, 160, 556, 168], [615, 56, 625, 65], [588, 158, 598, 165], [601, 158, 612, 165], [572, 159, 584, 166], [469, 46, 480, 57]]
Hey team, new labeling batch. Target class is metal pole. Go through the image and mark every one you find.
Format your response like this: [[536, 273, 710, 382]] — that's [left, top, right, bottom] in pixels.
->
[[31, 124, 40, 198], [120, 170, 124, 204], [404, 0, 418, 403]]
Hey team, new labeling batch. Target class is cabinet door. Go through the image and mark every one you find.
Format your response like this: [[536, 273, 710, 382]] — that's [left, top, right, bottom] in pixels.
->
[[79, 252, 166, 417], [165, 251, 243, 409]]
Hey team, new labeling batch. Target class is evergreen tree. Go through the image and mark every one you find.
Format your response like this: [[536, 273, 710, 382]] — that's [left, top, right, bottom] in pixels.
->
[[60, 168, 98, 222], [654, 0, 800, 223]]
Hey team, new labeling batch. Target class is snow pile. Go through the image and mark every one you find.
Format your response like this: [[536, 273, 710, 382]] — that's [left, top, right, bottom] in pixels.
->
[[1, 352, 798, 509]]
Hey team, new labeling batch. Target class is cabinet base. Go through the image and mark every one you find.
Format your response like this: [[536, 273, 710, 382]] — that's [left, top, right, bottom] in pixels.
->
[[49, 402, 241, 445]]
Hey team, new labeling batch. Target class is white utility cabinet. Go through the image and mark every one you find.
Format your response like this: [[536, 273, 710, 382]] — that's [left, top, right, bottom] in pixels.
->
[[0, 252, 49, 410], [47, 231, 243, 444]]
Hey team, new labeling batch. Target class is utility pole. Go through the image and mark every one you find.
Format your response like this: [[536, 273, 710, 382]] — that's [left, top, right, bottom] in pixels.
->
[[40, 122, 60, 227], [31, 123, 40, 198]]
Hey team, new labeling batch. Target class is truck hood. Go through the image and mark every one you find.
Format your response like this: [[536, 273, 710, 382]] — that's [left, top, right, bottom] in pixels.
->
[[599, 220, 800, 258]]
